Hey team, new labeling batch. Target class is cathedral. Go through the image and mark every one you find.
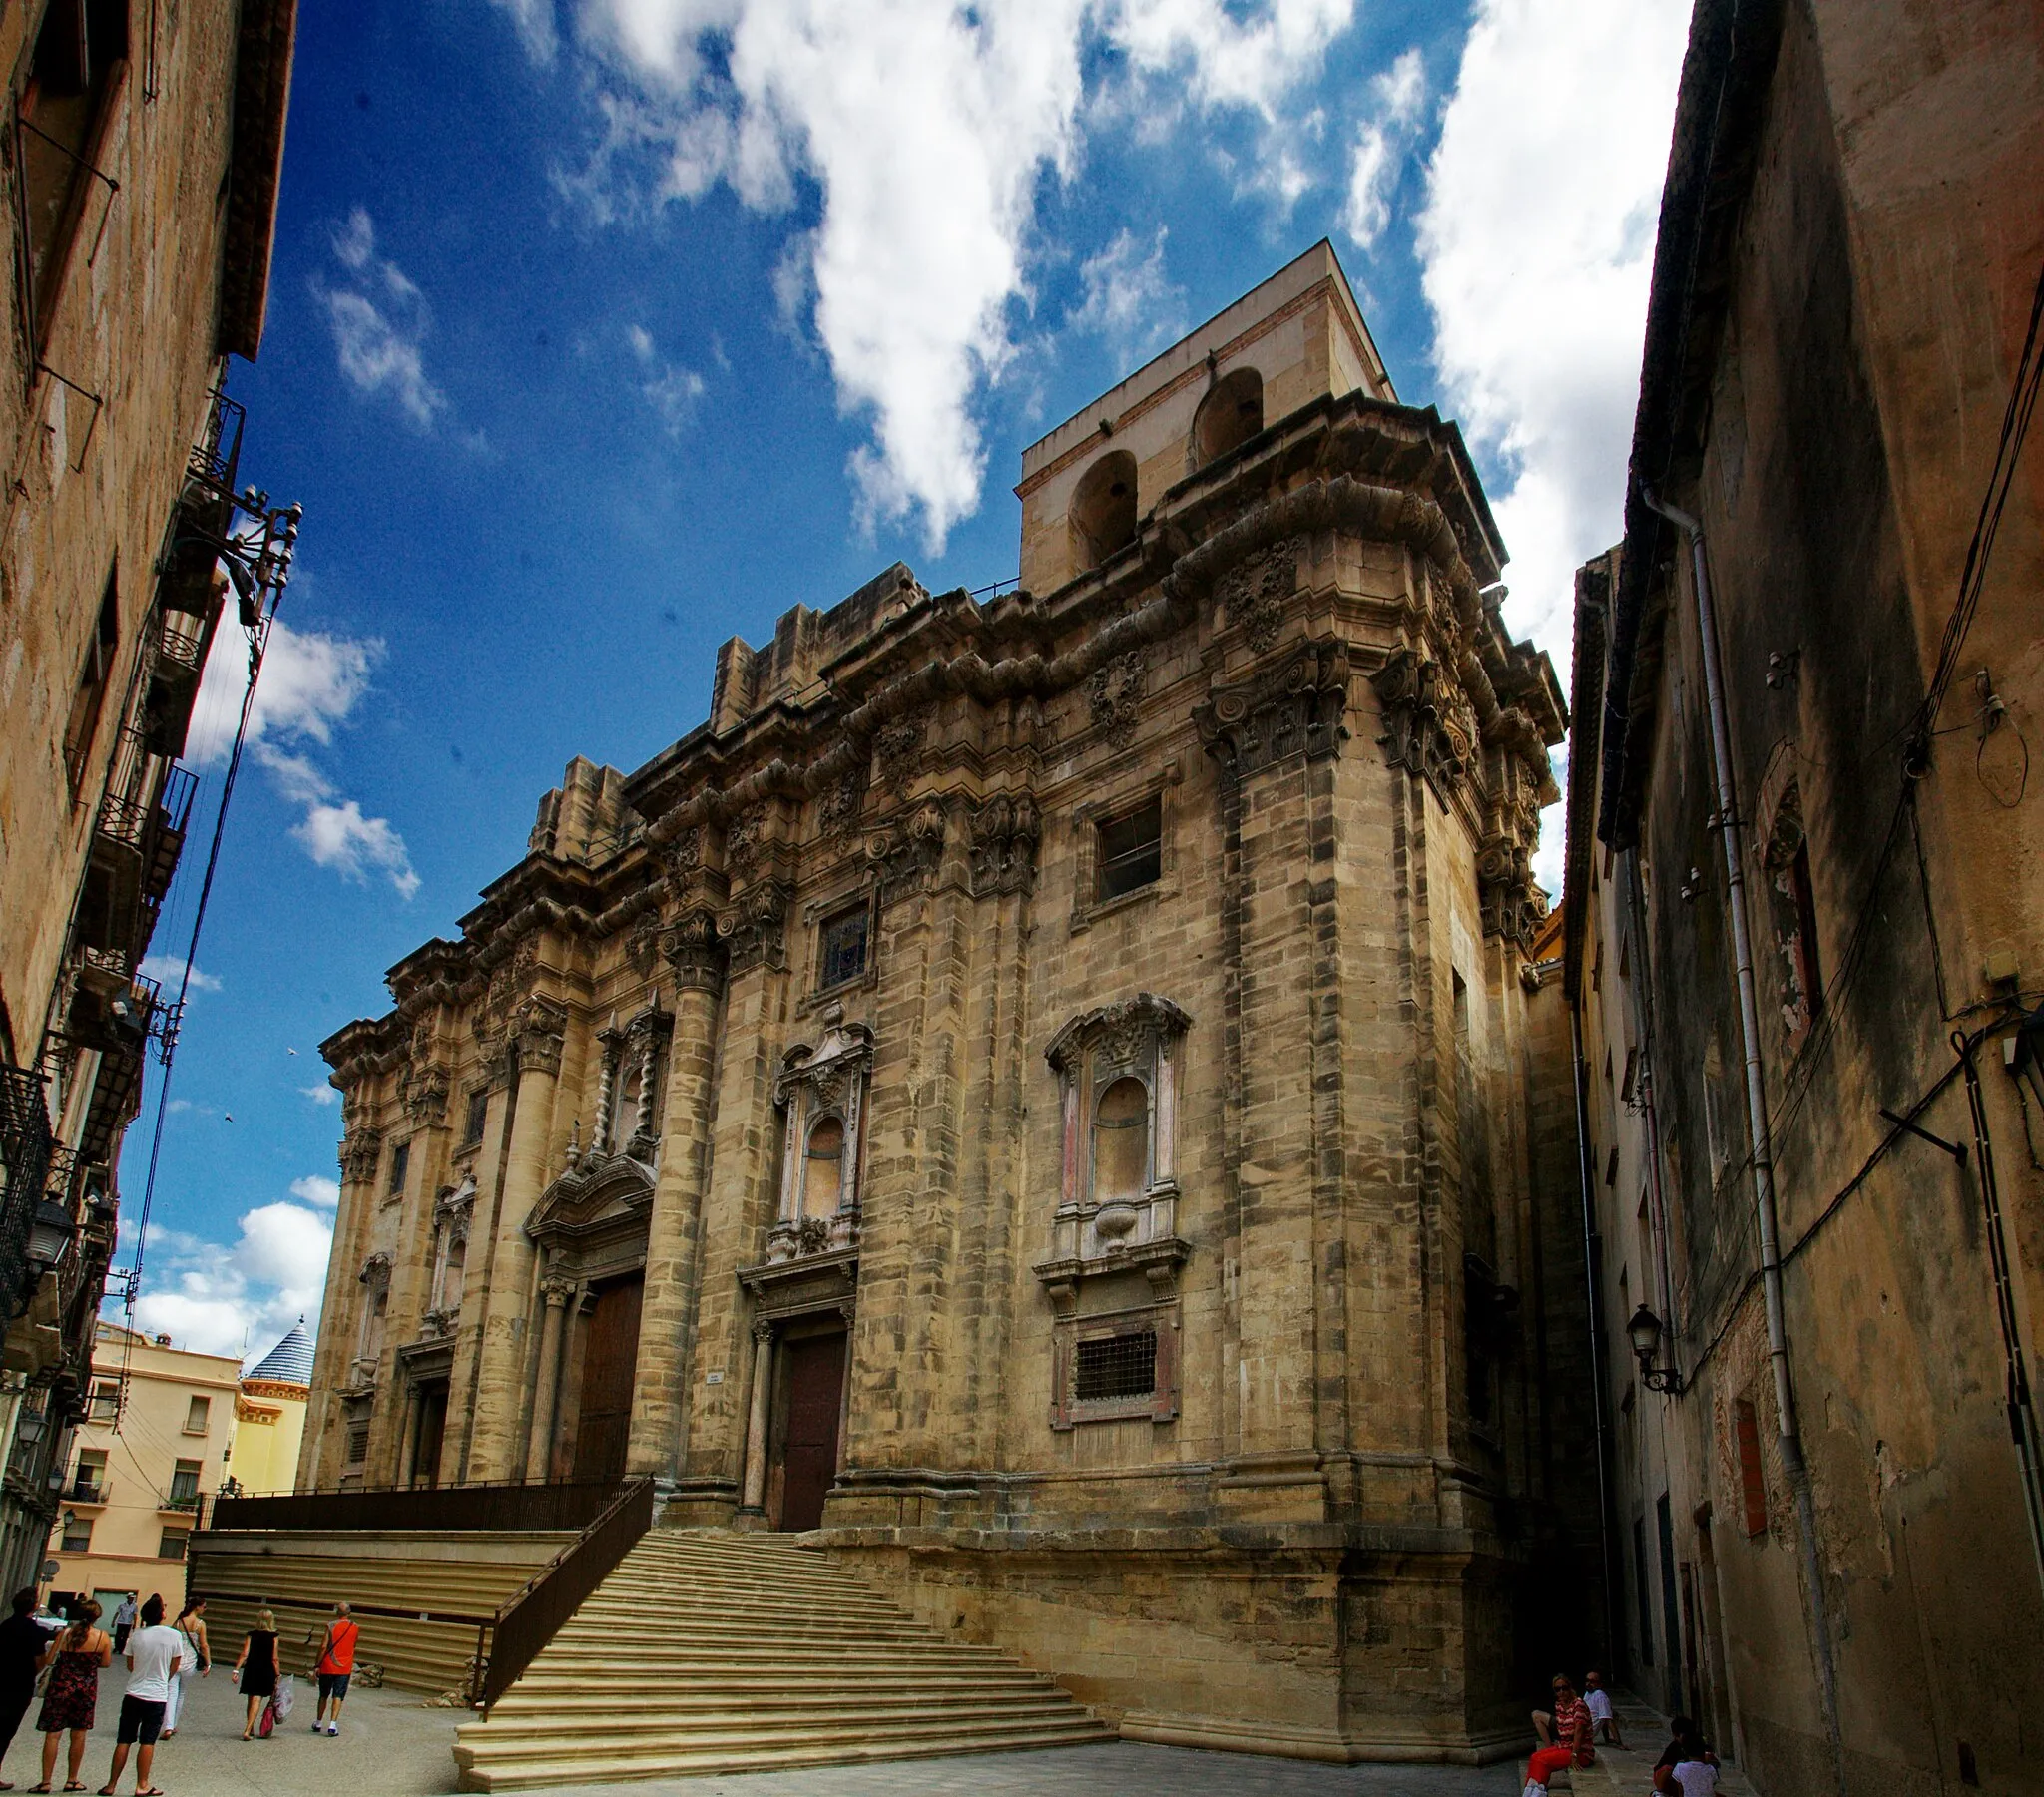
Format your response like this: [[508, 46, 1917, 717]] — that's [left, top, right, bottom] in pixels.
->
[[306, 242, 1590, 1762]]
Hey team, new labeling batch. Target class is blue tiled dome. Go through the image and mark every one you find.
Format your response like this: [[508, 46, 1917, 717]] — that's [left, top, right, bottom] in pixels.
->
[[247, 1320, 313, 1385]]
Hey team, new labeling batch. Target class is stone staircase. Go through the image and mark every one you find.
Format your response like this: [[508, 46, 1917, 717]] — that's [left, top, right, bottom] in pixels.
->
[[452, 1531, 1112, 1790]]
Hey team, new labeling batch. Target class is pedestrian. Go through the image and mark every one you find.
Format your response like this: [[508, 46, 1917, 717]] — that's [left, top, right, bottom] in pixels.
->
[[1524, 1671, 1595, 1795], [231, 1610, 278, 1742], [97, 1593, 180, 1797], [1652, 1717, 1721, 1796], [311, 1602, 357, 1737], [107, 1601, 135, 1662], [29, 1599, 109, 1794], [1583, 1667, 1625, 1748], [0, 1589, 49, 1789], [160, 1601, 207, 1739]]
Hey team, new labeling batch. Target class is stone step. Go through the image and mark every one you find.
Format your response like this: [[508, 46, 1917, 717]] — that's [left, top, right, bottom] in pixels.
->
[[455, 1719, 1115, 1790], [491, 1677, 1058, 1714], [473, 1697, 1089, 1741], [569, 1589, 911, 1621]]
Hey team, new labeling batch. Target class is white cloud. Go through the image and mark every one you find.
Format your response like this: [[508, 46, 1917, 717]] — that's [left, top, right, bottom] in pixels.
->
[[1416, 0, 1688, 897], [316, 207, 446, 428], [526, 0, 1352, 549], [300, 1084, 340, 1108], [628, 324, 708, 434], [489, 0, 558, 60], [187, 620, 419, 899], [293, 798, 423, 900], [1070, 226, 1185, 366], [289, 1175, 341, 1210], [138, 954, 220, 994], [1342, 47, 1425, 250], [1416, 0, 1688, 672], [129, 1200, 333, 1362]]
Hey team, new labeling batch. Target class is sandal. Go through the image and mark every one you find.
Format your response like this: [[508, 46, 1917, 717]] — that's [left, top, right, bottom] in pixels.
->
[[64, 1785, 87, 1793]]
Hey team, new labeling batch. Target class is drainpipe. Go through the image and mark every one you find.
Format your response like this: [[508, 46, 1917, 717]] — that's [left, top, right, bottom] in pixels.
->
[[1639, 487, 1842, 1784], [1570, 1003, 1623, 1669]]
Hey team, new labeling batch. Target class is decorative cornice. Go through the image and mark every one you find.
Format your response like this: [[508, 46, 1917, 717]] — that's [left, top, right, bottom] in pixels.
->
[[864, 800, 946, 906], [719, 880, 790, 976], [661, 909, 727, 994], [1045, 993, 1193, 1075]]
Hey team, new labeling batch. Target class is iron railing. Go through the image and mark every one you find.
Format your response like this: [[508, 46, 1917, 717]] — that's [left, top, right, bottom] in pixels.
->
[[209, 1479, 631, 1536], [475, 1478, 653, 1710], [0, 1067, 54, 1319]]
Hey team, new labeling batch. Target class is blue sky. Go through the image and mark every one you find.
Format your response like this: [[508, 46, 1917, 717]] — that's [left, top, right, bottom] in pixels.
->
[[119, 0, 1691, 1359]]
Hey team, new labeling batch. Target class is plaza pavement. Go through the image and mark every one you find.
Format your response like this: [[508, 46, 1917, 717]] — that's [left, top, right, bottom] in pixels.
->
[[2, 1657, 1719, 1797]]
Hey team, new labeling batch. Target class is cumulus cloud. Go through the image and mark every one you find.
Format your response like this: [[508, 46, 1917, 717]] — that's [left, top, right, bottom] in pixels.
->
[[188, 619, 419, 899], [289, 1175, 341, 1210], [138, 954, 220, 994], [1416, 0, 1688, 891], [316, 207, 446, 428], [510, 0, 1353, 549], [300, 1084, 340, 1108], [1342, 48, 1425, 250], [130, 1200, 333, 1362], [1070, 226, 1185, 366]]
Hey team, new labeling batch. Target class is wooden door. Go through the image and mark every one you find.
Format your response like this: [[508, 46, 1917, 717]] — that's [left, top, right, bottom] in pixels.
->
[[777, 1331, 846, 1531], [410, 1381, 448, 1487], [571, 1274, 643, 1485]]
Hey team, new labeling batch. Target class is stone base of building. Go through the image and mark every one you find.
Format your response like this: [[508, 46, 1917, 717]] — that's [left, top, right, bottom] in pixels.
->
[[796, 1522, 1528, 1766]]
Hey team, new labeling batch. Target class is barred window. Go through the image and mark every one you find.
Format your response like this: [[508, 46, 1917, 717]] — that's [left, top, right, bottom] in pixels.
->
[[1096, 797, 1161, 901], [343, 1420, 370, 1466], [1074, 1331, 1157, 1402], [818, 905, 869, 990]]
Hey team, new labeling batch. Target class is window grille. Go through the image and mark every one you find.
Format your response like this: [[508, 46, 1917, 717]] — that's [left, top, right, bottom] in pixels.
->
[[343, 1420, 370, 1466], [818, 906, 869, 989], [1074, 1331, 1157, 1402], [1096, 798, 1161, 901]]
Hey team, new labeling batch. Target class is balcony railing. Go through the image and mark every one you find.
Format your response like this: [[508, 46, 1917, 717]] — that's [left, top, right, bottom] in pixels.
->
[[158, 1488, 203, 1516], [64, 1475, 110, 1505], [0, 1068, 54, 1319]]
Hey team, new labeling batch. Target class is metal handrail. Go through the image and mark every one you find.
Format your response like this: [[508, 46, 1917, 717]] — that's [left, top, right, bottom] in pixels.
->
[[209, 1478, 630, 1536], [474, 1478, 653, 1711]]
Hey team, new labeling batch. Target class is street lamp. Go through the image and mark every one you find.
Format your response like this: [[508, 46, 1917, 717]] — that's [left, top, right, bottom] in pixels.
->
[[2007, 1006, 2044, 1116], [24, 1201, 73, 1279], [1626, 1303, 1686, 1395]]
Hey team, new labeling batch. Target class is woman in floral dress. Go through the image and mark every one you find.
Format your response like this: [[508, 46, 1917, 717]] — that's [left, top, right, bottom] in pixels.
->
[[32, 1600, 110, 1793]]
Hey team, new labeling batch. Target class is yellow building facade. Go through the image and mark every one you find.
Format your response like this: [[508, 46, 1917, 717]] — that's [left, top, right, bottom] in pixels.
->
[[45, 1323, 238, 1616], [225, 1322, 311, 1498]]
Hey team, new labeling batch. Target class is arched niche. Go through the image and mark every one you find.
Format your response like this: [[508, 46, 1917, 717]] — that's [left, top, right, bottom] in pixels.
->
[[1070, 449, 1138, 571], [1191, 366, 1264, 469]]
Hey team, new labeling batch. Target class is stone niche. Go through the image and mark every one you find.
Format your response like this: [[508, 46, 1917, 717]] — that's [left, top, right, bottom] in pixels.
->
[[767, 1004, 872, 1262], [1035, 994, 1192, 1430]]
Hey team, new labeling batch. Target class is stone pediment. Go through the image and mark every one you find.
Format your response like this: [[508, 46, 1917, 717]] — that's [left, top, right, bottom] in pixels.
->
[[526, 1149, 656, 1246]]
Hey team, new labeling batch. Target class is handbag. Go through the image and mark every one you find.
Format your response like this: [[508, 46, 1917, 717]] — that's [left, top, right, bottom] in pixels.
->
[[271, 1676, 294, 1722], [258, 1694, 277, 1738]]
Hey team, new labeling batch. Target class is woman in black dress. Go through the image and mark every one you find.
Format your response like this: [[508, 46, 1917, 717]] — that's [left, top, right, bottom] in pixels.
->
[[32, 1599, 109, 1792], [232, 1609, 279, 1740]]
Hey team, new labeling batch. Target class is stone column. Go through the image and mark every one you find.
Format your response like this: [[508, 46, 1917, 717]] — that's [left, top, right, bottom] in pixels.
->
[[628, 915, 725, 1480], [738, 1321, 775, 1521], [464, 1000, 565, 1481], [526, 1276, 575, 1482]]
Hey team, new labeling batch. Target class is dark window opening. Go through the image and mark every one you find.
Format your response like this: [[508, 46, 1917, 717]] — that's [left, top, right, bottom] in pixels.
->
[[387, 1140, 410, 1196], [157, 1529, 188, 1561], [1191, 366, 1264, 467], [1071, 450, 1138, 570], [463, 1088, 489, 1146], [1790, 842, 1823, 1022], [62, 571, 118, 793], [60, 1518, 92, 1553], [19, 0, 129, 347], [1734, 1398, 1769, 1539], [343, 1417, 370, 1466], [1096, 796, 1161, 901], [818, 904, 869, 989], [1074, 1330, 1156, 1402]]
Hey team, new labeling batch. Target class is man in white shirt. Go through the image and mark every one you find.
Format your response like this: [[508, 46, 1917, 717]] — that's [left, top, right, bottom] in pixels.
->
[[1583, 1668, 1626, 1749], [100, 1594, 181, 1796]]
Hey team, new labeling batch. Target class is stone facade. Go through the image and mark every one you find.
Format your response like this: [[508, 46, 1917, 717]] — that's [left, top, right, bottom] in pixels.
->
[[308, 242, 1590, 1762], [0, 0, 294, 1598], [1565, 3, 2044, 1793]]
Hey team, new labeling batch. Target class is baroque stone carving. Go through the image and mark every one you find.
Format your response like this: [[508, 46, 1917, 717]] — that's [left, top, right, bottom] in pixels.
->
[[626, 906, 661, 975], [661, 909, 727, 994], [1215, 534, 1306, 654], [399, 1064, 450, 1126], [865, 799, 946, 905], [720, 880, 790, 976], [769, 1004, 874, 1263], [512, 996, 567, 1077], [1089, 651, 1145, 748], [725, 803, 770, 876], [338, 1126, 384, 1185], [969, 793, 1041, 898], [661, 826, 702, 878], [1370, 646, 1476, 801], [1195, 639, 1350, 776], [818, 766, 866, 840], [871, 706, 930, 788]]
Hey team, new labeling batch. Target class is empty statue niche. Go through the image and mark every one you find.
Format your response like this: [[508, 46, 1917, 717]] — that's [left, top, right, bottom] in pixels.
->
[[1190, 365, 1264, 469], [1071, 449, 1138, 571]]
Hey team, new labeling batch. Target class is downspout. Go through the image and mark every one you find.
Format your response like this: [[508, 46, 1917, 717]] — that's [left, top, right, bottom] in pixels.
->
[[1570, 1002, 1623, 1669], [1640, 487, 1842, 1783]]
